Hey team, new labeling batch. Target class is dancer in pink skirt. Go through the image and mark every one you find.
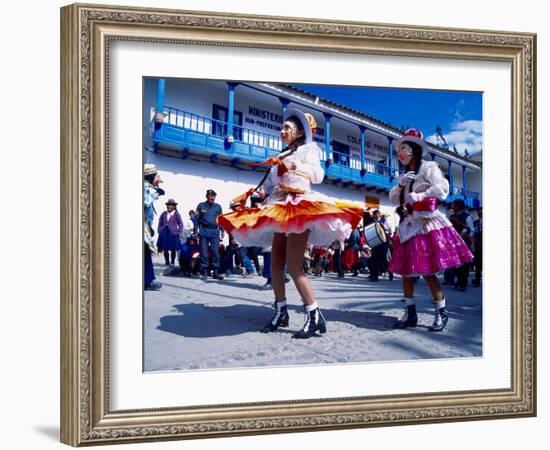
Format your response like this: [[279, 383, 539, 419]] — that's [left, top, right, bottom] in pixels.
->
[[388, 129, 473, 332]]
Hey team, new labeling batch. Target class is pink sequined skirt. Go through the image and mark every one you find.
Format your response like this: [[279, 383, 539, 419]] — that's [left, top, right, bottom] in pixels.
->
[[388, 226, 473, 277]]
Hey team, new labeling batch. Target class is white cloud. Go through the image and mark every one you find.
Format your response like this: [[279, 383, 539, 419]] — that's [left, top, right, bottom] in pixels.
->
[[451, 99, 466, 123], [426, 119, 482, 156]]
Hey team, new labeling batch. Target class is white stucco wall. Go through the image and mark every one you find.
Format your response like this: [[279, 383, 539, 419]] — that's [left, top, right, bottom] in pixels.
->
[[146, 151, 399, 233]]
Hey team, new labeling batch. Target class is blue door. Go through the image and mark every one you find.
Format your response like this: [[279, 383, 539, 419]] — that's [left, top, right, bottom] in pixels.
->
[[212, 104, 243, 140]]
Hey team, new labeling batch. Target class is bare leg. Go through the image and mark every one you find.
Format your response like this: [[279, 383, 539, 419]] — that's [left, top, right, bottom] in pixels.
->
[[402, 276, 415, 298], [271, 233, 287, 300], [423, 275, 444, 301], [286, 231, 315, 305]]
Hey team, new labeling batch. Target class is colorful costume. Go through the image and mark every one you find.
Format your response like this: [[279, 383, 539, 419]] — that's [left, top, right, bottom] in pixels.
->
[[220, 108, 363, 339], [388, 151, 473, 277], [218, 124, 362, 247]]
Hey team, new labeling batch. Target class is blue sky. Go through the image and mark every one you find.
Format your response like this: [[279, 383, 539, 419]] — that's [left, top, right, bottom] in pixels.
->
[[292, 84, 483, 156]]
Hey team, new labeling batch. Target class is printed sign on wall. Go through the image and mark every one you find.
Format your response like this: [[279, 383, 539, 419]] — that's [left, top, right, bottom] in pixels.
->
[[364, 196, 380, 209]]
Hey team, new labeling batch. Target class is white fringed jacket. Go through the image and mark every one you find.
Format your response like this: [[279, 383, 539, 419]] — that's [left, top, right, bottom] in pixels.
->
[[389, 160, 452, 241], [264, 142, 326, 205]]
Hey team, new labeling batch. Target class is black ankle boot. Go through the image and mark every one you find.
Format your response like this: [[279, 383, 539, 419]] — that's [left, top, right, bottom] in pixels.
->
[[393, 304, 418, 329], [429, 305, 449, 332], [212, 269, 224, 280], [201, 269, 208, 282], [292, 306, 327, 339], [260, 301, 289, 333]]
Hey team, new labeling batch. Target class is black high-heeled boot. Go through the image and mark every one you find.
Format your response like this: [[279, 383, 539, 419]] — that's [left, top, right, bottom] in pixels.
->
[[393, 304, 418, 329], [428, 302, 449, 332], [292, 305, 327, 339], [260, 300, 289, 333]]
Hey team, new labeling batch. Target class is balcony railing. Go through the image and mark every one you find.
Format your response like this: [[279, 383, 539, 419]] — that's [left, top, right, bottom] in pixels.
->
[[233, 123, 283, 151], [453, 186, 479, 200], [161, 107, 284, 151], [163, 107, 216, 134], [327, 150, 391, 176], [331, 150, 361, 170]]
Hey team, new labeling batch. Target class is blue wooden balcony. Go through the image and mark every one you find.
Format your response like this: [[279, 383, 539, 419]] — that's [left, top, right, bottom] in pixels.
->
[[323, 150, 396, 191], [152, 105, 478, 201], [153, 106, 396, 190], [154, 106, 282, 161]]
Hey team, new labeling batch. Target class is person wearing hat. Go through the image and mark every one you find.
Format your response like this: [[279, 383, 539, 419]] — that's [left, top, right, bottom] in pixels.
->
[[157, 199, 184, 267], [218, 108, 363, 339], [195, 189, 225, 281], [144, 163, 165, 291], [387, 129, 473, 332]]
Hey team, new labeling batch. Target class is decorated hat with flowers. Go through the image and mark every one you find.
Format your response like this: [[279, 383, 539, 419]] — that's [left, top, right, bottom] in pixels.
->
[[393, 128, 429, 156]]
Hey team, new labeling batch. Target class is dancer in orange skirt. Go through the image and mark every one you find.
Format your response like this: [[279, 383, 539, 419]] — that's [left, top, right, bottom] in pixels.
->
[[218, 108, 363, 338]]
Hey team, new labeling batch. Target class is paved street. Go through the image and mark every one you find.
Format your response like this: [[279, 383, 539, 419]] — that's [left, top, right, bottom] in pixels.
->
[[144, 258, 482, 372]]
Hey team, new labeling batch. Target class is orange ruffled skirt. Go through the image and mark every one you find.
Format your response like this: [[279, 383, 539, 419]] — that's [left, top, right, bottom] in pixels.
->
[[218, 199, 363, 248]]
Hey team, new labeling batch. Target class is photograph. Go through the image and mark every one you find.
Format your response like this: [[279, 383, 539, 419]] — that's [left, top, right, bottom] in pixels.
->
[[143, 78, 483, 372]]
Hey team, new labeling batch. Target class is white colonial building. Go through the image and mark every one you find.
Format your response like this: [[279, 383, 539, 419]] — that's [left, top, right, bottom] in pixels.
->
[[144, 78, 482, 231]]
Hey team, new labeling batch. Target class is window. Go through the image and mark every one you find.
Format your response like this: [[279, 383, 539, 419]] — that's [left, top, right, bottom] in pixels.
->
[[332, 141, 350, 167], [212, 104, 243, 140]]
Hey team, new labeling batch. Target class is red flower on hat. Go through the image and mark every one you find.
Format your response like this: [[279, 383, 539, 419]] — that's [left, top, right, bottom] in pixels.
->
[[403, 128, 424, 140]]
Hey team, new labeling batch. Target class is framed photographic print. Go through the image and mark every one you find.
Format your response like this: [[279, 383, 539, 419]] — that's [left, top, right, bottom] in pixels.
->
[[60, 3, 536, 446]]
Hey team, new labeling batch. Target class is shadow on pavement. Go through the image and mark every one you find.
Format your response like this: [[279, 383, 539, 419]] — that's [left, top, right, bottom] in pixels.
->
[[157, 302, 398, 338], [158, 303, 272, 337]]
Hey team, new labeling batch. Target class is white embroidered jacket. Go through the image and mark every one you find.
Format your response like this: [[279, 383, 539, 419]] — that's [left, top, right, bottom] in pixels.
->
[[266, 142, 325, 195], [389, 160, 449, 207]]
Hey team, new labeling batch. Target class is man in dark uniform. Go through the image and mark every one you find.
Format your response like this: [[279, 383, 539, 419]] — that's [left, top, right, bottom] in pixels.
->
[[448, 199, 474, 291], [196, 189, 225, 281]]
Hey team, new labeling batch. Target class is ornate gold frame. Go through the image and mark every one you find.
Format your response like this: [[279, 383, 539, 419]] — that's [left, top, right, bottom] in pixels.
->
[[60, 3, 536, 446]]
